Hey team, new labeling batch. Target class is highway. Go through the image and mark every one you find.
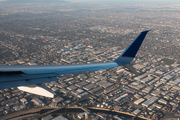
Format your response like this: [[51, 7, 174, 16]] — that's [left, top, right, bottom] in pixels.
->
[[0, 106, 150, 120]]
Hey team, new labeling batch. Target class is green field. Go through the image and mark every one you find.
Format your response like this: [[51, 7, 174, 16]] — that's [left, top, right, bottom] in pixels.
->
[[162, 58, 175, 65]]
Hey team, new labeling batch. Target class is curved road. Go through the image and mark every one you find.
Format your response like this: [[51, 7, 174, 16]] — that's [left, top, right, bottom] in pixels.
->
[[0, 106, 150, 120]]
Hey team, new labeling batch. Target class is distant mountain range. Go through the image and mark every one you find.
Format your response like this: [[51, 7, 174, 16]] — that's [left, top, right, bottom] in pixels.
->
[[2, 0, 69, 4]]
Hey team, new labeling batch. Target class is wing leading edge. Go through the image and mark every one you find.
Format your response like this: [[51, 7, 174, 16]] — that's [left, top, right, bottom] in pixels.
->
[[0, 30, 149, 90]]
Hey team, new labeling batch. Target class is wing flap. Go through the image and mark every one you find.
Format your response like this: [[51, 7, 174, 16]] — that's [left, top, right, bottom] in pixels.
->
[[0, 76, 59, 89], [0, 73, 61, 82]]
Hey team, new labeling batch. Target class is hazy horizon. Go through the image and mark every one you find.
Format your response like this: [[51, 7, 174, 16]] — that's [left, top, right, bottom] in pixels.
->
[[69, 0, 180, 4], [1, 0, 180, 4]]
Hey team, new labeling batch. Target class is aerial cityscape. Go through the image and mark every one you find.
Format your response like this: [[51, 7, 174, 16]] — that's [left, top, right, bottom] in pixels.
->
[[1, 1, 180, 120]]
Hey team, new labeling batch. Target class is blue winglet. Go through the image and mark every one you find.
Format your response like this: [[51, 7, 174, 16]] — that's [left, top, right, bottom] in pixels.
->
[[114, 30, 149, 66]]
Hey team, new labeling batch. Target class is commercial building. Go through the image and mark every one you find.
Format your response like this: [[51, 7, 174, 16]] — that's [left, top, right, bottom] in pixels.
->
[[96, 80, 107, 86], [52, 115, 68, 120], [75, 81, 89, 87], [142, 96, 159, 107], [153, 103, 163, 109], [134, 94, 141, 99], [104, 88, 115, 94], [52, 97, 63, 103], [102, 82, 114, 88], [77, 112, 90, 119], [77, 92, 89, 98], [133, 108, 141, 115], [20, 98, 28, 104], [31, 98, 45, 106], [141, 76, 154, 84], [67, 85, 78, 91], [86, 78, 99, 83], [41, 115, 53, 120], [89, 87, 103, 93], [154, 81, 163, 87], [129, 83, 146, 90], [158, 99, 168, 105], [148, 105, 156, 111], [60, 88, 69, 94], [73, 89, 84, 95], [134, 98, 145, 105], [142, 86, 153, 93], [83, 83, 97, 91], [134, 73, 147, 81], [151, 90, 161, 96], [163, 75, 174, 80], [115, 93, 128, 102], [123, 86, 137, 93]]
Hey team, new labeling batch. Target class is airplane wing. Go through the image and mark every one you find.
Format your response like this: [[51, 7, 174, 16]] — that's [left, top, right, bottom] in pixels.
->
[[0, 30, 149, 92]]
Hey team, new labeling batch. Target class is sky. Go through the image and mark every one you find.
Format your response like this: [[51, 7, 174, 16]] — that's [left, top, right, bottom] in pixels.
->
[[68, 0, 180, 4], [0, 0, 180, 4]]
